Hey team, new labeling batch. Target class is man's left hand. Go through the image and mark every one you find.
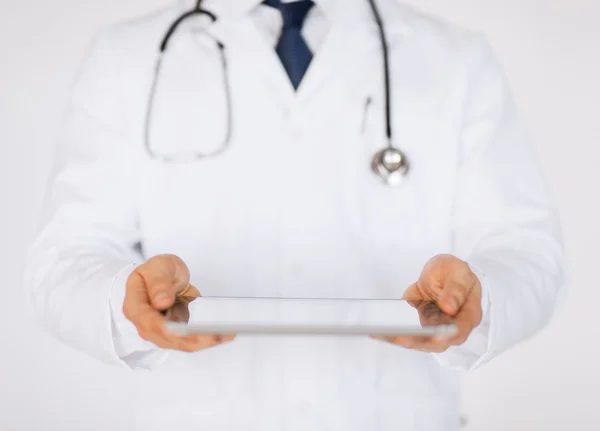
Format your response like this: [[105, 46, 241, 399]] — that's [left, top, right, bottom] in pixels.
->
[[374, 254, 483, 353]]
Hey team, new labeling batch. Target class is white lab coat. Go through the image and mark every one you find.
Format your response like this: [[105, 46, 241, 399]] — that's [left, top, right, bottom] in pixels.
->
[[25, 0, 567, 429]]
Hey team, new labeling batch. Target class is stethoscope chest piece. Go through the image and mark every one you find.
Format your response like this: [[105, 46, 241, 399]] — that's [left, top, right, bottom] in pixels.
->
[[371, 147, 409, 187]]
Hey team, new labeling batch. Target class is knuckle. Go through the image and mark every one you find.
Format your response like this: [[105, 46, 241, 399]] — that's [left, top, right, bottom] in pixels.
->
[[193, 335, 213, 347], [123, 303, 138, 321], [474, 307, 483, 322], [150, 338, 170, 350], [381, 336, 396, 345], [149, 320, 163, 334], [202, 336, 221, 349], [122, 304, 131, 320], [451, 283, 468, 299], [137, 320, 155, 339], [178, 342, 198, 353], [453, 334, 469, 346], [137, 329, 150, 341]]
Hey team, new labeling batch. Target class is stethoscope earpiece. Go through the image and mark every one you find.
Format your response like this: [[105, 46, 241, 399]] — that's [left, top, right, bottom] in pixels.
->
[[371, 147, 409, 187]]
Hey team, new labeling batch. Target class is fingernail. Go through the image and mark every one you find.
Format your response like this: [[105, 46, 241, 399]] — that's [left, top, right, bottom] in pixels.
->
[[154, 292, 169, 303], [447, 296, 459, 312]]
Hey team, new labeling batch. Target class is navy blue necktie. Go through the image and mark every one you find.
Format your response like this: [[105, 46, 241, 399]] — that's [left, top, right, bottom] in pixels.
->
[[263, 0, 315, 90]]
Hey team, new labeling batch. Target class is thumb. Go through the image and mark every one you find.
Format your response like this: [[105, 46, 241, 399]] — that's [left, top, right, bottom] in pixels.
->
[[410, 275, 461, 315], [437, 281, 470, 316], [137, 255, 191, 310]]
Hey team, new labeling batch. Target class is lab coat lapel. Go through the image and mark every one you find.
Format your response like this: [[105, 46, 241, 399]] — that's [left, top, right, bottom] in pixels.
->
[[186, 0, 296, 107], [186, 0, 416, 112], [296, 0, 414, 103], [295, 6, 368, 99], [231, 17, 297, 105]]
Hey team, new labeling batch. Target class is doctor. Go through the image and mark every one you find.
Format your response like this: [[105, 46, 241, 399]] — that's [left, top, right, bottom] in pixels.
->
[[26, 0, 566, 430]]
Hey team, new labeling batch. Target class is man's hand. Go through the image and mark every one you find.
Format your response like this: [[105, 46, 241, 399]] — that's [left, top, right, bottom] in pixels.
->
[[374, 254, 483, 353], [123, 254, 235, 352]]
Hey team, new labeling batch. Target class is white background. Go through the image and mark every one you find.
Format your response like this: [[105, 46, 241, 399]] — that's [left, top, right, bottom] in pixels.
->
[[1, 0, 599, 430]]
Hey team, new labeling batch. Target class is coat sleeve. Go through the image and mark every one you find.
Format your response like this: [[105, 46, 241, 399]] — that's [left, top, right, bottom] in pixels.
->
[[24, 29, 166, 370], [433, 35, 568, 371]]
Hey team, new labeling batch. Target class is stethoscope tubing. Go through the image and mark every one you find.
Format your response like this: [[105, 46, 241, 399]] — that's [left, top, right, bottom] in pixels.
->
[[145, 0, 410, 184]]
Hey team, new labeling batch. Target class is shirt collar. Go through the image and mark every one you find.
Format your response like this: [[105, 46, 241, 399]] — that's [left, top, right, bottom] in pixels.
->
[[179, 0, 342, 19], [176, 0, 415, 37]]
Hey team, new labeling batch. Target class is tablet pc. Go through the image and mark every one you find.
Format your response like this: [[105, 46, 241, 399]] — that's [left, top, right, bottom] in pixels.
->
[[165, 297, 458, 337]]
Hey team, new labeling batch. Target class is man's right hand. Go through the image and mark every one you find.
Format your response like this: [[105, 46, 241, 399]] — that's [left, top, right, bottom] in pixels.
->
[[123, 254, 235, 352]]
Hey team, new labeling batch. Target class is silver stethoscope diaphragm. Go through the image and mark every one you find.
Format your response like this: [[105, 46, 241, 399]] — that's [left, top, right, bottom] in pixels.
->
[[366, 0, 410, 187], [371, 147, 409, 187]]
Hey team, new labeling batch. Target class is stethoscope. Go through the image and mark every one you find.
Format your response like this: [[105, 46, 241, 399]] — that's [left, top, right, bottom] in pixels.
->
[[145, 0, 410, 186]]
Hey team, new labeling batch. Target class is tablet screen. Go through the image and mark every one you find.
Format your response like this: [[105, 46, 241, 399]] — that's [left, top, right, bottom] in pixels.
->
[[166, 297, 457, 337]]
